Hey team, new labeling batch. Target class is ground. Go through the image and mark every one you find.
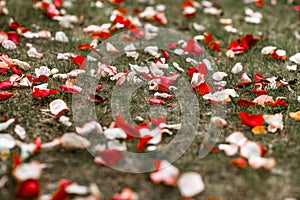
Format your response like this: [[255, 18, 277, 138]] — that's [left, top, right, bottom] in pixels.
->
[[0, 0, 300, 199]]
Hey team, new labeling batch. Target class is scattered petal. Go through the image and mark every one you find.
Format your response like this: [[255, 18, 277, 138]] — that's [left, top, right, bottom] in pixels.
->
[[14, 125, 26, 140], [150, 160, 180, 186], [0, 133, 16, 150], [178, 172, 205, 197], [289, 111, 300, 121], [0, 118, 15, 131], [49, 99, 69, 118], [239, 112, 264, 127]]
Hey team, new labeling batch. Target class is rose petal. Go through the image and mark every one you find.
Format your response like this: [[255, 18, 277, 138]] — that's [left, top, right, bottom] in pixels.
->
[[239, 112, 264, 127], [0, 92, 13, 101], [76, 121, 103, 136], [16, 179, 40, 198], [289, 111, 300, 121], [231, 62, 243, 74], [94, 149, 123, 166], [55, 31, 69, 42], [229, 157, 247, 168], [60, 133, 90, 149], [103, 128, 127, 140], [218, 144, 238, 156], [49, 99, 69, 118], [14, 125, 26, 140], [0, 118, 15, 131], [13, 161, 44, 181], [0, 133, 16, 150], [150, 160, 180, 186], [248, 156, 276, 170], [225, 131, 248, 147], [240, 141, 264, 160], [2, 40, 17, 50], [178, 172, 205, 197]]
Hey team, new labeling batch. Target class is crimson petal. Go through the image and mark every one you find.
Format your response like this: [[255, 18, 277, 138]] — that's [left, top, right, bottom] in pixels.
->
[[0, 92, 13, 101], [239, 112, 264, 127]]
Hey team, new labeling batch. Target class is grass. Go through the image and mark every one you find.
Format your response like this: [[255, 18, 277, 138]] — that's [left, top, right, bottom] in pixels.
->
[[0, 0, 300, 199]]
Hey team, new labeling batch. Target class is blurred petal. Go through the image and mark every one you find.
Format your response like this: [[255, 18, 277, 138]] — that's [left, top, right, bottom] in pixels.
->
[[178, 172, 205, 197]]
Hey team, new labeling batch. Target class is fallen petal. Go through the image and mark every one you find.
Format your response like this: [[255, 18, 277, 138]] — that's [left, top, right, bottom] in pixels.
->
[[178, 172, 205, 197]]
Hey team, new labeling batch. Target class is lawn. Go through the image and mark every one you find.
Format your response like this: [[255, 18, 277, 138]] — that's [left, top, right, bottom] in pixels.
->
[[0, 0, 300, 199]]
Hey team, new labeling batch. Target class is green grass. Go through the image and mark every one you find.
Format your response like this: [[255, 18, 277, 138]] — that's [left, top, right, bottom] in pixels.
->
[[0, 0, 300, 199]]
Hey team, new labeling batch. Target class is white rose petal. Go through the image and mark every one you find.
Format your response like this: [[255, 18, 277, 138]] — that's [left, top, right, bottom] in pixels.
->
[[61, 133, 90, 149], [286, 65, 297, 71], [219, 144, 238, 156], [289, 52, 300, 64], [226, 131, 248, 147], [0, 134, 16, 150], [231, 62, 243, 74], [49, 99, 69, 116], [178, 172, 205, 197], [14, 125, 26, 140], [35, 66, 51, 77], [261, 46, 277, 54], [65, 183, 89, 195], [13, 162, 44, 181], [27, 47, 43, 58], [2, 40, 17, 50], [212, 71, 228, 81], [103, 128, 127, 140], [55, 31, 69, 43], [0, 118, 15, 132], [76, 121, 103, 136]]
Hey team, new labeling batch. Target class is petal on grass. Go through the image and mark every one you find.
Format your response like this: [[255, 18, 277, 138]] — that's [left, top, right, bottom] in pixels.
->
[[0, 118, 15, 131], [0, 133, 16, 150], [218, 144, 238, 156], [239, 112, 264, 127], [0, 92, 13, 101], [49, 99, 69, 118], [150, 160, 180, 186], [16, 179, 40, 199], [229, 157, 247, 168], [178, 172, 205, 197], [94, 149, 123, 166], [289, 111, 300, 121]]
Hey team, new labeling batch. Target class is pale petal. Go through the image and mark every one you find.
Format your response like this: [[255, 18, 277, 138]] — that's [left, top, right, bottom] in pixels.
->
[[178, 172, 205, 197]]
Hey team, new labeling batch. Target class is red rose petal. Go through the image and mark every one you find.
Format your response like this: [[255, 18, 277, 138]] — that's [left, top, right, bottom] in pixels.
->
[[252, 88, 268, 96], [161, 49, 169, 61], [12, 154, 22, 170], [0, 80, 13, 90], [229, 157, 247, 168], [12, 66, 23, 75], [148, 99, 165, 105], [0, 92, 13, 101], [197, 83, 212, 95], [33, 138, 42, 155], [77, 43, 94, 51], [7, 31, 19, 44], [183, 38, 202, 56], [137, 135, 153, 152], [16, 179, 40, 198], [116, 114, 140, 138], [150, 117, 167, 125], [98, 149, 123, 166], [109, 0, 125, 5], [51, 179, 72, 200], [71, 55, 86, 68], [197, 63, 208, 78], [91, 31, 111, 39], [32, 88, 60, 98], [239, 112, 264, 127], [187, 67, 198, 77], [237, 99, 256, 107]]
